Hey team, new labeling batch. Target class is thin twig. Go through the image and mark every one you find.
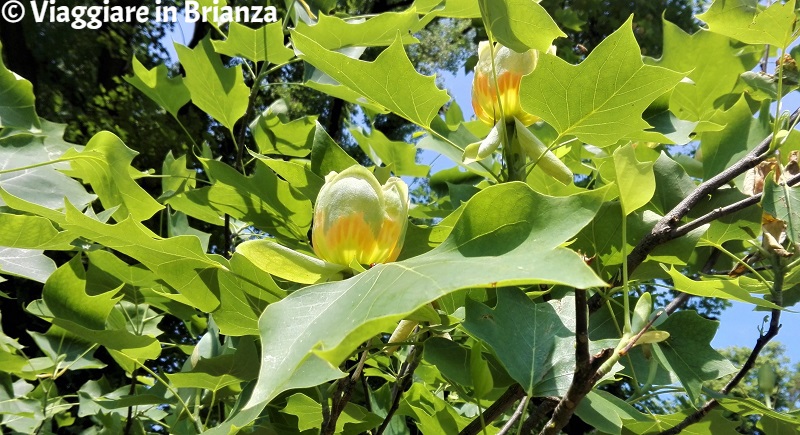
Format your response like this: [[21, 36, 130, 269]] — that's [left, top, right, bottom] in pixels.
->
[[322, 344, 372, 435], [538, 290, 604, 435], [520, 397, 559, 433], [625, 107, 800, 282], [659, 261, 784, 435], [674, 171, 800, 238], [459, 384, 526, 435], [124, 366, 139, 434], [497, 396, 529, 435], [223, 214, 232, 258], [375, 345, 423, 435]]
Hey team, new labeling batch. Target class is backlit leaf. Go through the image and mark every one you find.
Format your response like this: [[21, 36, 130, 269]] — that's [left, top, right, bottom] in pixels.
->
[[698, 0, 798, 48], [478, 0, 566, 52], [125, 57, 190, 117], [293, 32, 450, 127], [212, 21, 294, 64], [520, 17, 684, 146], [175, 37, 249, 131]]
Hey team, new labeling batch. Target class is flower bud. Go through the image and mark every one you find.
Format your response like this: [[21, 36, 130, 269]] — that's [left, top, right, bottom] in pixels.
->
[[472, 41, 540, 126], [312, 166, 409, 266]]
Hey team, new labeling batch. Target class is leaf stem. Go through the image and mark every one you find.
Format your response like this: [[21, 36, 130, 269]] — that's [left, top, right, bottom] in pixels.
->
[[137, 363, 203, 433], [460, 384, 526, 435], [621, 208, 632, 334], [375, 344, 423, 435]]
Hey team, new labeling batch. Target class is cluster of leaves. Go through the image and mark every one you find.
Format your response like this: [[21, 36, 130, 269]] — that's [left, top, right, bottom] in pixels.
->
[[2, 0, 800, 434]]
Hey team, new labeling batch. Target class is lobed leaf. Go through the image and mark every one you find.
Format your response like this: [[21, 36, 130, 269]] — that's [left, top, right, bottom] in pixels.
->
[[209, 182, 607, 433], [520, 17, 685, 146]]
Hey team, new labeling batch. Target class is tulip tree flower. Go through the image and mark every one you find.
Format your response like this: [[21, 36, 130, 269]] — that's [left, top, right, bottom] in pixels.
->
[[472, 41, 541, 127], [312, 166, 409, 266]]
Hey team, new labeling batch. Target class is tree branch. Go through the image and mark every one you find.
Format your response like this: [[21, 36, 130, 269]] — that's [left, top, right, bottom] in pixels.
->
[[537, 289, 602, 435], [659, 262, 784, 435], [497, 396, 529, 435], [375, 345, 423, 435], [589, 108, 800, 313], [625, 107, 800, 282], [322, 345, 371, 435], [521, 397, 559, 433], [459, 384, 526, 435]]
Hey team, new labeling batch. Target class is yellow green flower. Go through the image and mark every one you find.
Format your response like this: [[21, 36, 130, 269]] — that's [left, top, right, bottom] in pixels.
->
[[312, 166, 409, 266], [472, 41, 543, 127]]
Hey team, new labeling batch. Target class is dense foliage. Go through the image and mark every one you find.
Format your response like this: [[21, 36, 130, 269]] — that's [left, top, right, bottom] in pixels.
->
[[2, 0, 800, 434]]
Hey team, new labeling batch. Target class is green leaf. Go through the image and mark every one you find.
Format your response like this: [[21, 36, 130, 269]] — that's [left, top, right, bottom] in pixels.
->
[[575, 390, 649, 435], [310, 122, 358, 176], [350, 127, 429, 177], [292, 32, 450, 127], [425, 338, 514, 388], [43, 256, 122, 331], [515, 120, 573, 184], [0, 213, 74, 250], [303, 73, 390, 115], [665, 266, 780, 309], [651, 153, 697, 215], [237, 239, 345, 284], [61, 203, 223, 313], [395, 384, 476, 433], [478, 0, 566, 52], [167, 337, 259, 391], [621, 408, 741, 434], [0, 131, 95, 212], [697, 0, 798, 48], [464, 289, 575, 396], [640, 109, 699, 145], [294, 10, 420, 49], [29, 330, 106, 372], [175, 37, 249, 131], [259, 158, 324, 203], [762, 177, 800, 244], [124, 57, 190, 117], [35, 257, 161, 363], [0, 247, 56, 283], [698, 96, 770, 180], [520, 17, 684, 146], [160, 152, 196, 200], [652, 310, 737, 404], [212, 21, 294, 64], [613, 144, 656, 215], [208, 183, 607, 433], [469, 341, 493, 399], [418, 117, 497, 178], [213, 253, 286, 336], [250, 112, 317, 157], [0, 41, 39, 131], [719, 397, 800, 427], [740, 71, 796, 101], [167, 211, 210, 253], [282, 393, 383, 434], [414, 0, 480, 19], [645, 21, 761, 122], [84, 249, 196, 321], [62, 131, 164, 222], [184, 158, 313, 241], [692, 188, 762, 244]]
